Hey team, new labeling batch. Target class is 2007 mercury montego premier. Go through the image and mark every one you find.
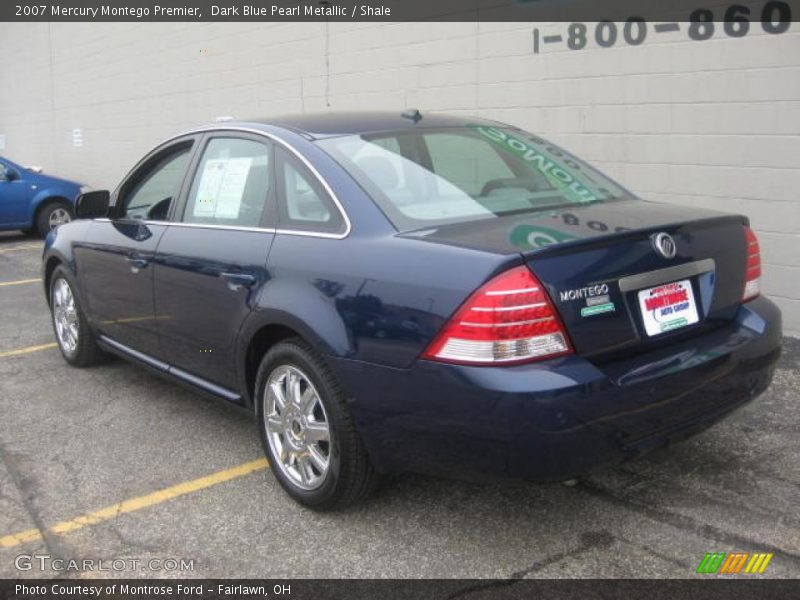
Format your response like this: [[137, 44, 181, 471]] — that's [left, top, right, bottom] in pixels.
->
[[43, 111, 781, 509]]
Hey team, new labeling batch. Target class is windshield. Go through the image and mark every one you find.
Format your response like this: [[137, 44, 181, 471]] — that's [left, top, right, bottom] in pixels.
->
[[318, 126, 633, 231]]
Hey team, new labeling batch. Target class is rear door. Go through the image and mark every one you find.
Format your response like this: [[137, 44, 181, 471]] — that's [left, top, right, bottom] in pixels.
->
[[153, 133, 275, 391], [78, 138, 197, 358]]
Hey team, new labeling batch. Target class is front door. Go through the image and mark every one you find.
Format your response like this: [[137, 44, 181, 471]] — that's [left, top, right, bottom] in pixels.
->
[[0, 160, 31, 226], [153, 134, 275, 390], [77, 139, 196, 357]]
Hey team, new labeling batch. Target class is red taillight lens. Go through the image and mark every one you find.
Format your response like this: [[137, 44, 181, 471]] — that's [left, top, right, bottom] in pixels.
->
[[743, 226, 761, 302], [422, 266, 573, 365]]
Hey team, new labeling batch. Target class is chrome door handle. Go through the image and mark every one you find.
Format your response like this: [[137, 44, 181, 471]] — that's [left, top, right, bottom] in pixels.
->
[[221, 272, 256, 290], [125, 256, 149, 270]]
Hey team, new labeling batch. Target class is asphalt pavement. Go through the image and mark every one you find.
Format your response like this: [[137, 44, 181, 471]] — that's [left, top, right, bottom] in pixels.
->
[[0, 230, 798, 579]]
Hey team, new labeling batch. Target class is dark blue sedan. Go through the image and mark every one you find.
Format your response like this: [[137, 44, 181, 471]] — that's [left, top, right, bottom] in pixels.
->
[[42, 111, 782, 509], [0, 156, 86, 236]]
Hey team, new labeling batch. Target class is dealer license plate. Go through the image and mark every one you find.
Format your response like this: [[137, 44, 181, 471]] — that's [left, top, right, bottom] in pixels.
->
[[637, 279, 700, 337]]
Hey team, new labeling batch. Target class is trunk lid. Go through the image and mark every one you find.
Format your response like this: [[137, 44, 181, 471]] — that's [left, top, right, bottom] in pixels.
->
[[403, 199, 749, 359]]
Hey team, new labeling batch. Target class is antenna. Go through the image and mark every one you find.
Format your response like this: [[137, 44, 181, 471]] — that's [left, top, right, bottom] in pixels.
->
[[401, 109, 422, 123]]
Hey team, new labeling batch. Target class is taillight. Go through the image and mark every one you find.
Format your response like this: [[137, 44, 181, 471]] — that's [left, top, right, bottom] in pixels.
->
[[743, 226, 761, 302], [422, 266, 572, 365]]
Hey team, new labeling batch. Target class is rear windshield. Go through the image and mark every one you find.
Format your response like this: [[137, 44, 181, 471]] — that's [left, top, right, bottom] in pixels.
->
[[318, 126, 633, 231]]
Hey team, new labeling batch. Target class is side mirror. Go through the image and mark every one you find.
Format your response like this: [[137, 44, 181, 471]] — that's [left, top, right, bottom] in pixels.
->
[[75, 190, 110, 219], [3, 168, 19, 181]]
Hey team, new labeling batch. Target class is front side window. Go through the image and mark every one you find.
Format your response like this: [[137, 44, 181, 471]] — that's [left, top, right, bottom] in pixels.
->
[[318, 126, 632, 231], [183, 137, 272, 227], [118, 145, 192, 220]]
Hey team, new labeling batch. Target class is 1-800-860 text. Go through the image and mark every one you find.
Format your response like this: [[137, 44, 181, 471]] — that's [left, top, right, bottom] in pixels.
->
[[533, 2, 793, 54]]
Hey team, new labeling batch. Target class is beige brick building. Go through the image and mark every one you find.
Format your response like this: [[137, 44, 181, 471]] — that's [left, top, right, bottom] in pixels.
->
[[0, 21, 798, 332]]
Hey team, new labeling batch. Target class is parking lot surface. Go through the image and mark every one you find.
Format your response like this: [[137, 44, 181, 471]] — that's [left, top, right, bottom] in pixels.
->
[[0, 231, 798, 579]]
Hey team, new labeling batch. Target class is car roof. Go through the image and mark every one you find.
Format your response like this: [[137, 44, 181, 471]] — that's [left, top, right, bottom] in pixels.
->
[[225, 111, 512, 139]]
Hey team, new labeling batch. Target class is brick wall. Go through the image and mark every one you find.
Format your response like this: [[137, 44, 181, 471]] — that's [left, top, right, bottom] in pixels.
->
[[0, 21, 797, 333]]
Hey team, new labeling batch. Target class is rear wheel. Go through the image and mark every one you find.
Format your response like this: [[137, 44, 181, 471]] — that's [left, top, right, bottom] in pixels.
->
[[50, 266, 102, 367], [37, 200, 73, 237], [255, 338, 378, 510]]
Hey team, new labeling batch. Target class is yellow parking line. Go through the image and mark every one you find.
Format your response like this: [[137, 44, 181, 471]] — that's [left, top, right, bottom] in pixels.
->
[[0, 458, 269, 549], [0, 342, 58, 358], [0, 243, 41, 254], [0, 278, 42, 287]]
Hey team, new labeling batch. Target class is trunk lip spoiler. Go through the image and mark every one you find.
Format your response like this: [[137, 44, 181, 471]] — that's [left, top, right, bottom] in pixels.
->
[[519, 215, 746, 260], [618, 259, 716, 293]]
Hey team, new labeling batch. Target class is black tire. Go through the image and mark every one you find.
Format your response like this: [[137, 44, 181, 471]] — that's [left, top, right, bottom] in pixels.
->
[[255, 338, 378, 510], [37, 200, 73, 238], [49, 265, 103, 367]]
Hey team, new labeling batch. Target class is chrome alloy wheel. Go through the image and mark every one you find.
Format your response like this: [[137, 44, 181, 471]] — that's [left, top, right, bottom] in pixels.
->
[[264, 365, 331, 491], [48, 207, 71, 230], [53, 278, 79, 354]]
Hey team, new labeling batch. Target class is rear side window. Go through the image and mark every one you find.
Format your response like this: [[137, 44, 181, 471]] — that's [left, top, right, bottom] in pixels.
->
[[276, 148, 344, 235], [183, 137, 272, 227]]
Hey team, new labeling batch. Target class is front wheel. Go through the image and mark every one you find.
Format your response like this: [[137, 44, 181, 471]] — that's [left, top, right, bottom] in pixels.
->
[[50, 266, 103, 367], [255, 338, 378, 510], [37, 201, 73, 237]]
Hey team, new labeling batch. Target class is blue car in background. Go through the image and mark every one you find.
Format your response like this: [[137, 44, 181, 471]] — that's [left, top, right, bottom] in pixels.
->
[[41, 111, 781, 510], [0, 156, 85, 237]]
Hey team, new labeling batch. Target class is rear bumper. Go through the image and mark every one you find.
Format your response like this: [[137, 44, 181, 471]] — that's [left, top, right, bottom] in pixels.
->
[[330, 296, 782, 481]]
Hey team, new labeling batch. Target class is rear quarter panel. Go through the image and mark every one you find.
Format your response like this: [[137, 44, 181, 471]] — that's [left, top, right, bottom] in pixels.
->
[[238, 233, 514, 381]]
